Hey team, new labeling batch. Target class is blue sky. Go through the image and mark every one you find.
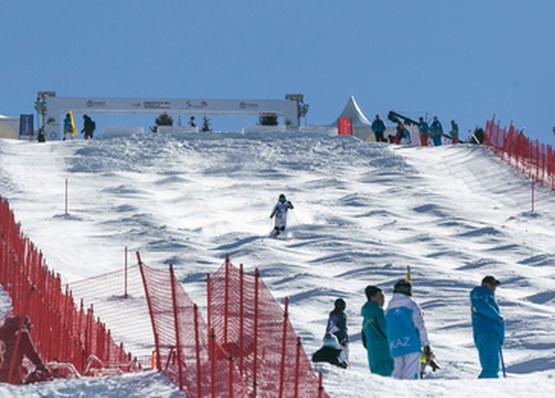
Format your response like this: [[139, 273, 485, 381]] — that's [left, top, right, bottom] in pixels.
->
[[1, 1, 554, 144]]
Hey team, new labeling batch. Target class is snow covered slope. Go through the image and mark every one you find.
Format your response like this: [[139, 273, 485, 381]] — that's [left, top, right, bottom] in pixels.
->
[[0, 131, 554, 397]]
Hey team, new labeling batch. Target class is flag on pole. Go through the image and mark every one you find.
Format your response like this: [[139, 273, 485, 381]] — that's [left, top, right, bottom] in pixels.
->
[[69, 111, 78, 137]]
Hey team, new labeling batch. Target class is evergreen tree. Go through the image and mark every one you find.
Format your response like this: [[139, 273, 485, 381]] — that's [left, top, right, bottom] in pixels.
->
[[201, 116, 211, 132], [258, 113, 279, 126], [150, 112, 174, 133]]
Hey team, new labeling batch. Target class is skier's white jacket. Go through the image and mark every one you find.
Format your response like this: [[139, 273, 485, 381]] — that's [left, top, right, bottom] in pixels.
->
[[385, 293, 430, 357]]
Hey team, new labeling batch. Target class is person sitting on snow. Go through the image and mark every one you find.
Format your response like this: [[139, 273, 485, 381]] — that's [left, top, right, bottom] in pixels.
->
[[0, 315, 50, 384], [312, 298, 349, 369], [269, 193, 294, 236]]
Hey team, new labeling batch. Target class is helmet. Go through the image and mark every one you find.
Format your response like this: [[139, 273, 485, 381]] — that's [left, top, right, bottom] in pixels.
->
[[393, 279, 412, 296], [278, 194, 286, 203]]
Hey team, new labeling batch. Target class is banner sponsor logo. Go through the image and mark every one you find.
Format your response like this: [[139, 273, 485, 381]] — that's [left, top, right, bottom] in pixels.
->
[[239, 102, 259, 110], [143, 101, 171, 109]]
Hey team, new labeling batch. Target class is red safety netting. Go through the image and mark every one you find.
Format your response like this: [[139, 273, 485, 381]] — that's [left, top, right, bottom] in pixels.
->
[[485, 118, 555, 191], [207, 257, 329, 398], [0, 196, 131, 381], [137, 253, 250, 398]]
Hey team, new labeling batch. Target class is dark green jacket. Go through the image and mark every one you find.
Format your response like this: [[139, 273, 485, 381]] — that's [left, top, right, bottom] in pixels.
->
[[361, 301, 393, 376]]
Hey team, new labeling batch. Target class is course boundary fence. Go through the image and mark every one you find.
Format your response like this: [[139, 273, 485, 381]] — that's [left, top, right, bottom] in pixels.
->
[[138, 253, 330, 397], [484, 118, 555, 191], [0, 196, 132, 382]]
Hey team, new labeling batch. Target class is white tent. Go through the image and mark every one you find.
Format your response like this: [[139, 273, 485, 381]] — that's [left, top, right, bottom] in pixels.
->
[[332, 96, 375, 141]]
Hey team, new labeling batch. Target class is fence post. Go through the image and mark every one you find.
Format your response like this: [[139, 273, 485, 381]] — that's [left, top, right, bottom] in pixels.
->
[[124, 246, 128, 299], [279, 297, 289, 398], [137, 252, 161, 371], [169, 264, 185, 391], [224, 255, 230, 343], [194, 304, 202, 398], [253, 268, 260, 396], [228, 354, 234, 398], [239, 263, 244, 375], [294, 337, 301, 398], [318, 372, 324, 398], [210, 328, 216, 398]]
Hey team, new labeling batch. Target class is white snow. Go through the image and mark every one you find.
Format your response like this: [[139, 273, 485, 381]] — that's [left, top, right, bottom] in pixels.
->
[[0, 130, 554, 397]]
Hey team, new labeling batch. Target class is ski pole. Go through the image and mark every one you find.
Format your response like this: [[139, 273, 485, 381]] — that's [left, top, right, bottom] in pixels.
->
[[499, 347, 506, 378]]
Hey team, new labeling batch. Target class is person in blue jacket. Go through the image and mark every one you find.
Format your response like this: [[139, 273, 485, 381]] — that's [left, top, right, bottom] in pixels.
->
[[429, 116, 443, 146], [450, 119, 460, 144], [361, 286, 393, 376], [418, 117, 430, 146], [385, 280, 432, 379], [371, 114, 387, 143], [470, 275, 505, 378]]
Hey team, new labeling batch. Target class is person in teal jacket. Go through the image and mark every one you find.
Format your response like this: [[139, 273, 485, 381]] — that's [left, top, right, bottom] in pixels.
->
[[470, 275, 505, 378], [361, 286, 393, 376]]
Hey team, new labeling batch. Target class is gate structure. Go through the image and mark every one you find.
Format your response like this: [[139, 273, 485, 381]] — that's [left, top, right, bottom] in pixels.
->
[[35, 92, 302, 141]]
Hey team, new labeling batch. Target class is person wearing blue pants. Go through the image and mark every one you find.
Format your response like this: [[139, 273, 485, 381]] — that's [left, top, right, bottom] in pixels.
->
[[470, 275, 505, 378]]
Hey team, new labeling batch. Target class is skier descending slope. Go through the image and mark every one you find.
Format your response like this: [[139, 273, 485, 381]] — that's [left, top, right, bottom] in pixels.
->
[[269, 193, 294, 237]]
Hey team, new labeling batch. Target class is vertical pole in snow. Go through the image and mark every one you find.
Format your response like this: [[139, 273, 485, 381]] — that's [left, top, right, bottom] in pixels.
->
[[169, 264, 184, 391], [318, 372, 324, 398], [239, 263, 244, 375], [65, 178, 68, 215], [124, 246, 128, 299], [224, 255, 229, 344], [294, 337, 301, 398], [194, 304, 202, 398], [253, 268, 260, 396], [137, 252, 161, 371], [279, 297, 289, 398], [210, 328, 216, 398]]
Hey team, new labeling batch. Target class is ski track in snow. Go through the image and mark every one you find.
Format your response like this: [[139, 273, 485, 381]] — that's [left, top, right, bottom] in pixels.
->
[[1, 131, 555, 397]]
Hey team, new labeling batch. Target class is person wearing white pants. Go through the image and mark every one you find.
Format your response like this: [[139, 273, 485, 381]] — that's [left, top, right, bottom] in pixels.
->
[[386, 279, 432, 379]]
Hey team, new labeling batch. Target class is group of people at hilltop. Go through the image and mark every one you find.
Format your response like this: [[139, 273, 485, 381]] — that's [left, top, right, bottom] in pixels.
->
[[371, 114, 459, 146], [312, 275, 505, 380]]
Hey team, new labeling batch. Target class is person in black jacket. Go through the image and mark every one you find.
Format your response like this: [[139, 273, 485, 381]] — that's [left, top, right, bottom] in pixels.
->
[[81, 115, 96, 140]]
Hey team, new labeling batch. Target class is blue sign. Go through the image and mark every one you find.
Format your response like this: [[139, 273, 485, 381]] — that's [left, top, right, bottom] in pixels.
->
[[19, 114, 34, 138]]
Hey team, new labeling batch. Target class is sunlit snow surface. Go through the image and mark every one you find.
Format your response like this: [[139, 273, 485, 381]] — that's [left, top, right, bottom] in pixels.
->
[[1, 130, 554, 397]]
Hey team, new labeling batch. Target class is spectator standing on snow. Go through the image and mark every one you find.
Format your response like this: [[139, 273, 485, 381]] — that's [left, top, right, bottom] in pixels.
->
[[470, 275, 505, 378], [63, 114, 73, 141], [361, 286, 393, 376], [430, 116, 443, 146], [188, 116, 196, 128], [385, 280, 432, 379], [0, 315, 50, 384], [418, 117, 430, 146], [450, 119, 459, 144], [269, 193, 294, 236], [371, 114, 387, 142], [81, 115, 96, 140]]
